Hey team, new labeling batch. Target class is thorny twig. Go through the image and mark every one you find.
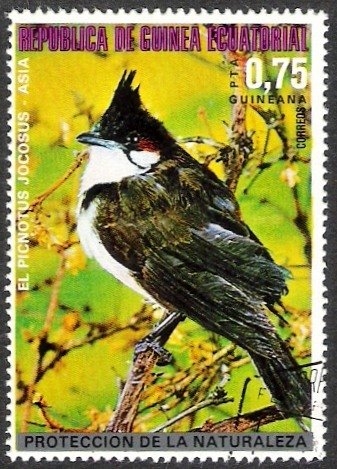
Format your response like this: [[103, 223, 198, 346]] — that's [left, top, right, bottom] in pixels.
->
[[32, 394, 103, 432], [35, 316, 150, 385]]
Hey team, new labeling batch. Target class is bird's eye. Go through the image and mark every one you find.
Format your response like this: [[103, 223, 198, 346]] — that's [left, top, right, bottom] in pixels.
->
[[127, 132, 139, 144]]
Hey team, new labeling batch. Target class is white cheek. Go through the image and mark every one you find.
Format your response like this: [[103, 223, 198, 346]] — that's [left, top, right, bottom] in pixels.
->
[[79, 145, 159, 195], [129, 150, 159, 168], [80, 146, 131, 194]]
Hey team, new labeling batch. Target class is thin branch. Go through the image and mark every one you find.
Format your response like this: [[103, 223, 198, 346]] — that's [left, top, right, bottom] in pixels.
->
[[34, 397, 67, 431], [178, 136, 224, 148], [106, 312, 183, 432], [223, 53, 253, 193], [20, 150, 87, 216], [21, 254, 66, 432], [138, 343, 237, 414], [18, 309, 152, 407], [151, 393, 233, 433], [192, 405, 285, 432], [40, 260, 66, 337], [34, 395, 91, 432], [35, 317, 149, 384], [291, 184, 311, 264]]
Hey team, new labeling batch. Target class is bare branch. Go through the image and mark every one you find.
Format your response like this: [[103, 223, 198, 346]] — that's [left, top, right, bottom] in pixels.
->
[[36, 316, 149, 384], [192, 405, 285, 432], [223, 53, 253, 193], [105, 348, 160, 432], [21, 254, 66, 432], [291, 185, 311, 264], [150, 391, 233, 433], [178, 136, 224, 148], [34, 395, 89, 432], [20, 150, 87, 217]]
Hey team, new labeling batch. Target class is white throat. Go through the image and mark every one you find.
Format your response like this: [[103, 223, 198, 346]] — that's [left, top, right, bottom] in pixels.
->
[[79, 144, 160, 195], [77, 143, 159, 301]]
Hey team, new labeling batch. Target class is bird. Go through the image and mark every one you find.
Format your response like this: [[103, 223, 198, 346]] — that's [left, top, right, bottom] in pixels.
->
[[76, 70, 311, 418]]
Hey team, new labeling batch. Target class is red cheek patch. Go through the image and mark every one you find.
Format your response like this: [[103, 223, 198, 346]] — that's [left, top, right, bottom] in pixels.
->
[[137, 138, 159, 152]]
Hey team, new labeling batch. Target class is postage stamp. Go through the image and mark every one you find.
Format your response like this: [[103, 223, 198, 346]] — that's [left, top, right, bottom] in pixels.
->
[[7, 8, 327, 462]]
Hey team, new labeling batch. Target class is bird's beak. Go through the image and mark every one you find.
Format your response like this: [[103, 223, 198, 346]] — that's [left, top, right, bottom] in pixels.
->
[[77, 131, 127, 151]]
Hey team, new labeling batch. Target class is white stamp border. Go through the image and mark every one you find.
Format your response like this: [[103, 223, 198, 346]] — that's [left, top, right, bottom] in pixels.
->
[[6, 8, 328, 462]]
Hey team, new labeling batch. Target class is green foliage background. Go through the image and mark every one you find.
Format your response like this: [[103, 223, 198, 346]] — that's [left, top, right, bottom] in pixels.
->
[[15, 24, 311, 433]]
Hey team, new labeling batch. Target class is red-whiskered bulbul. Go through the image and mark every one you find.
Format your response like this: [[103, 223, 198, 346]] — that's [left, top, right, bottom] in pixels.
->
[[76, 70, 311, 417]]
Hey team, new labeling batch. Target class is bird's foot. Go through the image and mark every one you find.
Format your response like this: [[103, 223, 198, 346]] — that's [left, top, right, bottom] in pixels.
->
[[134, 311, 185, 366], [135, 337, 172, 366]]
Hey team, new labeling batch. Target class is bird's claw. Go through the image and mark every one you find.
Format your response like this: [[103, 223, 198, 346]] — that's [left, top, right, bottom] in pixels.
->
[[135, 338, 172, 366]]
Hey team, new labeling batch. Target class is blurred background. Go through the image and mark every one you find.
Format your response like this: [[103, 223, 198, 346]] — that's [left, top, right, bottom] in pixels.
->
[[15, 24, 311, 433]]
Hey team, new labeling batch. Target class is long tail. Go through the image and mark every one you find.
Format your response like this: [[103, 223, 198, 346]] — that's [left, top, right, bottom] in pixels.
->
[[142, 232, 312, 418], [250, 342, 311, 417]]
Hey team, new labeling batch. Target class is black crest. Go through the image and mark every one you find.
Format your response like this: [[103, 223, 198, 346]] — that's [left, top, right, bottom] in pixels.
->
[[97, 70, 142, 140], [108, 70, 142, 116], [93, 70, 175, 151]]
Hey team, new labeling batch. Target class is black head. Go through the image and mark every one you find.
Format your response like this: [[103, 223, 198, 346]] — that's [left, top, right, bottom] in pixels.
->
[[77, 71, 175, 153]]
